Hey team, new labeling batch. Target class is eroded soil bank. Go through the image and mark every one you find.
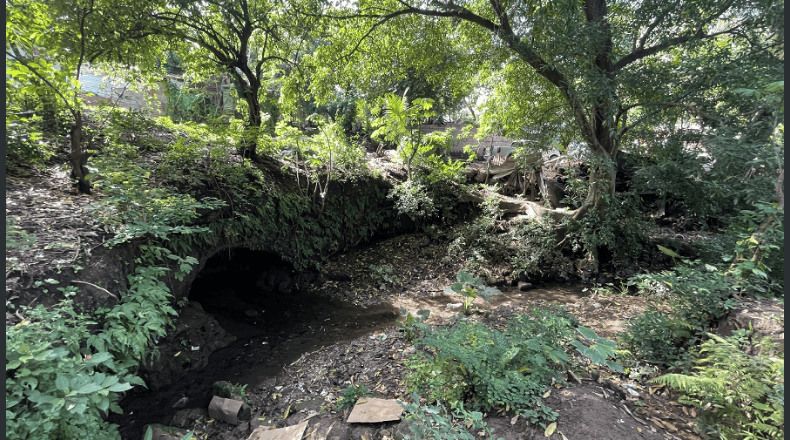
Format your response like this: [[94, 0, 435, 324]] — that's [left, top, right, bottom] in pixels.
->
[[111, 233, 705, 440]]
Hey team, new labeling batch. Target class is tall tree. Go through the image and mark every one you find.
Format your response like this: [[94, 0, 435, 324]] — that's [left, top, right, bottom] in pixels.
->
[[153, 0, 314, 158], [6, 0, 163, 194], [314, 0, 783, 219]]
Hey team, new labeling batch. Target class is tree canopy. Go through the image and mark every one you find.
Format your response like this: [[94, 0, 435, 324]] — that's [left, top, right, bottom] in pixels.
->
[[309, 0, 783, 216]]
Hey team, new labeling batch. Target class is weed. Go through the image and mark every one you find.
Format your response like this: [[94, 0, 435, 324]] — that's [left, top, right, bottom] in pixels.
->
[[398, 308, 430, 342], [408, 310, 575, 425], [369, 264, 400, 287], [446, 270, 503, 315], [619, 308, 690, 365], [336, 384, 372, 411]]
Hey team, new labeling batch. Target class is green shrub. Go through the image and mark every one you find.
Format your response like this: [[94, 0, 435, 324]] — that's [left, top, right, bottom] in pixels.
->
[[6, 300, 144, 440], [6, 112, 57, 168], [619, 308, 690, 365], [398, 308, 430, 342], [622, 263, 740, 367], [388, 180, 438, 224], [564, 194, 653, 275], [447, 213, 573, 281], [652, 331, 784, 440], [642, 264, 736, 332], [404, 351, 468, 405], [370, 264, 400, 286], [6, 218, 36, 249]]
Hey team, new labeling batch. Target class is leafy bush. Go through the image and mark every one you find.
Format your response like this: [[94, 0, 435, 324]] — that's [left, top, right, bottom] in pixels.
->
[[371, 93, 436, 180], [6, 300, 144, 440], [370, 264, 400, 286], [87, 266, 179, 370], [447, 214, 573, 280], [647, 264, 736, 331], [165, 82, 223, 123], [303, 115, 366, 175], [6, 111, 57, 168], [564, 194, 653, 275], [619, 308, 690, 365], [404, 352, 468, 405], [571, 326, 625, 373], [622, 263, 738, 365], [6, 218, 36, 249], [652, 331, 784, 440], [388, 180, 438, 223], [725, 202, 784, 296]]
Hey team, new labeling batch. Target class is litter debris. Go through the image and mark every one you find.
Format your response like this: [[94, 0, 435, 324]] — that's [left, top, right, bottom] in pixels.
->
[[247, 420, 308, 440], [208, 396, 251, 425], [347, 398, 404, 423]]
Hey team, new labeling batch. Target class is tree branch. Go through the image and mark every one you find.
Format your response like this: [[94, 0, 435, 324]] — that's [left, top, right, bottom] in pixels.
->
[[6, 49, 78, 119], [614, 26, 741, 72]]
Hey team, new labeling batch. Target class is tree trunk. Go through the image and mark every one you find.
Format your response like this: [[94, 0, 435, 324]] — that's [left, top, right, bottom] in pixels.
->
[[233, 71, 263, 159], [69, 111, 92, 194]]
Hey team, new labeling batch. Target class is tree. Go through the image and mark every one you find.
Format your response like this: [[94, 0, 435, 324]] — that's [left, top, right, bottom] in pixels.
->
[[152, 0, 315, 158], [314, 0, 783, 219], [6, 0, 163, 194]]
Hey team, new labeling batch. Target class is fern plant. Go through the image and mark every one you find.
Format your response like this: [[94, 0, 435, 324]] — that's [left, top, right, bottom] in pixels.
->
[[408, 310, 577, 425], [651, 331, 784, 440]]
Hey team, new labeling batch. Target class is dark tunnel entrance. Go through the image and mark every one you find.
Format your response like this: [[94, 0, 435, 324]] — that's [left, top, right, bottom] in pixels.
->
[[111, 248, 398, 440]]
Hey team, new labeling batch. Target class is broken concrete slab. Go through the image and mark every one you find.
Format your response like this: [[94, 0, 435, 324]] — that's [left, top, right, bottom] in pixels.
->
[[247, 420, 308, 440], [208, 396, 251, 425], [346, 398, 404, 423]]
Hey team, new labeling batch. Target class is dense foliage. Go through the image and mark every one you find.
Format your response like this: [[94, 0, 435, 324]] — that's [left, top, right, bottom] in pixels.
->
[[5, 0, 784, 438]]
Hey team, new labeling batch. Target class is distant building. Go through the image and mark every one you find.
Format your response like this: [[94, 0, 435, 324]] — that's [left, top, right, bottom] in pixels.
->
[[79, 67, 236, 118]]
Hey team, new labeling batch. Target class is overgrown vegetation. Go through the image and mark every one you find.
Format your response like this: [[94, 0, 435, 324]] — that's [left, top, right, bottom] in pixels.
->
[[404, 300, 621, 427], [5, 0, 784, 437], [4, 109, 398, 440], [652, 331, 784, 440]]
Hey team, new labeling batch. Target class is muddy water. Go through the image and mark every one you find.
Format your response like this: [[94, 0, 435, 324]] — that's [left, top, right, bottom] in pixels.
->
[[110, 272, 398, 439]]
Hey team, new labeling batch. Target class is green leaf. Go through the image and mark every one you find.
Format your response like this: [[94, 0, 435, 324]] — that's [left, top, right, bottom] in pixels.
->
[[55, 374, 69, 391], [74, 383, 102, 394], [97, 396, 110, 413], [107, 382, 133, 392], [751, 268, 768, 279], [577, 326, 598, 341], [589, 352, 606, 365], [605, 360, 625, 373], [501, 347, 521, 365], [84, 352, 113, 367], [457, 270, 475, 284], [657, 245, 682, 259]]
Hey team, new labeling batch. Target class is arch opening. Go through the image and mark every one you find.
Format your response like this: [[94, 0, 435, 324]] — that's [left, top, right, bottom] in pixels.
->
[[111, 247, 398, 439]]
